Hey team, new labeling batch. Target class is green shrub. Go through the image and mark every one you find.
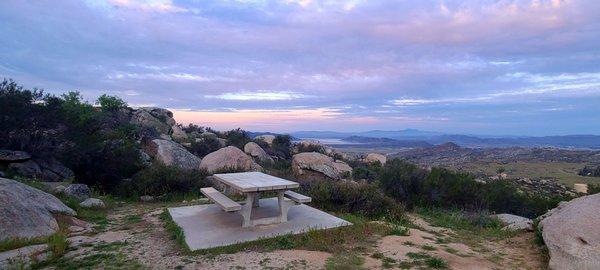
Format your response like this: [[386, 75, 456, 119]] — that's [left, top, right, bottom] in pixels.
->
[[189, 137, 221, 158], [378, 159, 561, 218], [299, 179, 404, 220], [96, 94, 127, 112], [270, 135, 292, 159], [118, 164, 210, 197], [225, 128, 251, 149]]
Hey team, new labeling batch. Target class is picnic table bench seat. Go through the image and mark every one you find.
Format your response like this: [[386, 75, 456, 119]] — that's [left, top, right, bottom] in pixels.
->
[[200, 187, 241, 212], [284, 191, 311, 203]]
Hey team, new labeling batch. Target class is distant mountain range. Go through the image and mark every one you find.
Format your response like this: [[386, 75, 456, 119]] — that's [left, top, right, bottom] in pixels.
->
[[285, 129, 600, 149]]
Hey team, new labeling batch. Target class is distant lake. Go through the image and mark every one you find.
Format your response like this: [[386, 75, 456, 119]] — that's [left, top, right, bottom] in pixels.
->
[[296, 138, 363, 145]]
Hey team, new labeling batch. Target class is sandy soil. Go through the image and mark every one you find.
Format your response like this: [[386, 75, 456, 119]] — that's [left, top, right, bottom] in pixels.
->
[[50, 203, 547, 269]]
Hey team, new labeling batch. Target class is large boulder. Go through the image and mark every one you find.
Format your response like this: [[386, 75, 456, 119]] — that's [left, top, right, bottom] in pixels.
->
[[130, 107, 175, 135], [539, 193, 600, 270], [364, 153, 387, 165], [35, 158, 74, 181], [255, 135, 275, 145], [0, 150, 31, 162], [200, 146, 262, 173], [170, 125, 187, 142], [9, 160, 41, 178], [148, 139, 201, 170], [291, 152, 352, 180], [0, 178, 76, 241], [244, 142, 273, 163], [64, 184, 91, 201], [8, 158, 73, 182], [494, 213, 533, 231]]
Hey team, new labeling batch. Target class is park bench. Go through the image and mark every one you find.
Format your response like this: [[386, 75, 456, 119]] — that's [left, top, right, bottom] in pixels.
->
[[200, 187, 242, 212]]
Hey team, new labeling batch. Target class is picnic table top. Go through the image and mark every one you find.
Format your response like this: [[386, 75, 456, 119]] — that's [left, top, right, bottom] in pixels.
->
[[213, 172, 299, 192]]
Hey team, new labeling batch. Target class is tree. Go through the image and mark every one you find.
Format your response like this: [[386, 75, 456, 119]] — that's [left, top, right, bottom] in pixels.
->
[[96, 94, 127, 112]]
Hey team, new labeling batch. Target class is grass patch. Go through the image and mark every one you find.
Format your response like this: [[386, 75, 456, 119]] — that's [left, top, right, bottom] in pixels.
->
[[160, 209, 189, 250], [425, 257, 449, 269], [415, 207, 516, 240], [0, 237, 47, 253], [389, 225, 410, 236], [47, 232, 68, 258], [124, 214, 142, 224], [381, 256, 396, 268], [325, 253, 365, 270], [406, 252, 448, 269], [31, 252, 143, 269], [421, 244, 437, 251]]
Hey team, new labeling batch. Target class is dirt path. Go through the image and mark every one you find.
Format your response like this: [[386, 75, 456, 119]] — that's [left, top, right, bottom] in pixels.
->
[[57, 203, 547, 269]]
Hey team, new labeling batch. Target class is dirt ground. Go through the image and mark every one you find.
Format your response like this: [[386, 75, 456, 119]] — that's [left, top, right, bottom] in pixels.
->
[[54, 203, 547, 269]]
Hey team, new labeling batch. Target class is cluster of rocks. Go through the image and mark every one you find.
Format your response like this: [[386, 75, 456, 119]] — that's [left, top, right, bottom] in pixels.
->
[[0, 150, 73, 182]]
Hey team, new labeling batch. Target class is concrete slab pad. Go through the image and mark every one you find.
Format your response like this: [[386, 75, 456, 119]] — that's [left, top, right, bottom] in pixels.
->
[[168, 198, 352, 250]]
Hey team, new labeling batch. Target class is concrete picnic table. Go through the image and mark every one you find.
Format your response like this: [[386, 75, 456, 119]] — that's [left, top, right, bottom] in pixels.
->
[[205, 172, 311, 227]]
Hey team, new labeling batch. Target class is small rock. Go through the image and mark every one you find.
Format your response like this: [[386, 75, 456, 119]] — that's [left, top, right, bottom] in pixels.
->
[[140, 195, 154, 202], [79, 198, 105, 208], [0, 149, 31, 162], [574, 183, 588, 194], [494, 213, 533, 231], [64, 184, 91, 201], [53, 185, 66, 194]]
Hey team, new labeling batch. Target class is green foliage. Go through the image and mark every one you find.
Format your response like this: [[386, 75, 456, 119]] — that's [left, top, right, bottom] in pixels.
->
[[588, 183, 600, 194], [0, 80, 144, 192], [299, 179, 404, 220], [47, 232, 68, 258], [579, 165, 600, 177], [378, 159, 561, 218], [270, 135, 292, 159], [415, 207, 513, 240], [96, 94, 127, 112], [389, 225, 410, 236], [352, 165, 379, 181], [225, 128, 251, 149], [189, 137, 221, 158], [119, 164, 210, 197]]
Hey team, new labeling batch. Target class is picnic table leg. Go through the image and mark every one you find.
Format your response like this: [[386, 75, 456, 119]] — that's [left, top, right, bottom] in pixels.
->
[[241, 192, 255, 227], [252, 192, 260, 208], [277, 191, 292, 223]]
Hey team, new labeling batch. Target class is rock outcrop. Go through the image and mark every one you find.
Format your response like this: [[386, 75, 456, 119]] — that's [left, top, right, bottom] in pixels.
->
[[200, 146, 261, 173], [170, 125, 188, 142], [494, 213, 533, 231], [364, 153, 387, 165], [291, 152, 352, 180], [255, 135, 275, 145], [539, 193, 600, 270], [147, 139, 201, 170], [130, 107, 173, 135], [244, 142, 273, 163], [0, 150, 31, 162], [0, 178, 76, 241], [6, 157, 73, 182]]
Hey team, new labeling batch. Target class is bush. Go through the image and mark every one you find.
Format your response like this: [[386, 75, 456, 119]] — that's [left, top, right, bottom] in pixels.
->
[[189, 137, 221, 158], [378, 159, 561, 218], [117, 164, 210, 197], [96, 94, 127, 112], [270, 135, 292, 159], [579, 165, 600, 177], [299, 179, 404, 220], [225, 128, 251, 149]]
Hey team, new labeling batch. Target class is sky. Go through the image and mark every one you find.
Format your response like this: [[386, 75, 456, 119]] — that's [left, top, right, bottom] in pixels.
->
[[1, 0, 600, 135]]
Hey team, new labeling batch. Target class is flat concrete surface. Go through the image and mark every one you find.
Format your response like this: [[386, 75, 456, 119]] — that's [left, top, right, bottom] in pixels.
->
[[168, 198, 352, 250]]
